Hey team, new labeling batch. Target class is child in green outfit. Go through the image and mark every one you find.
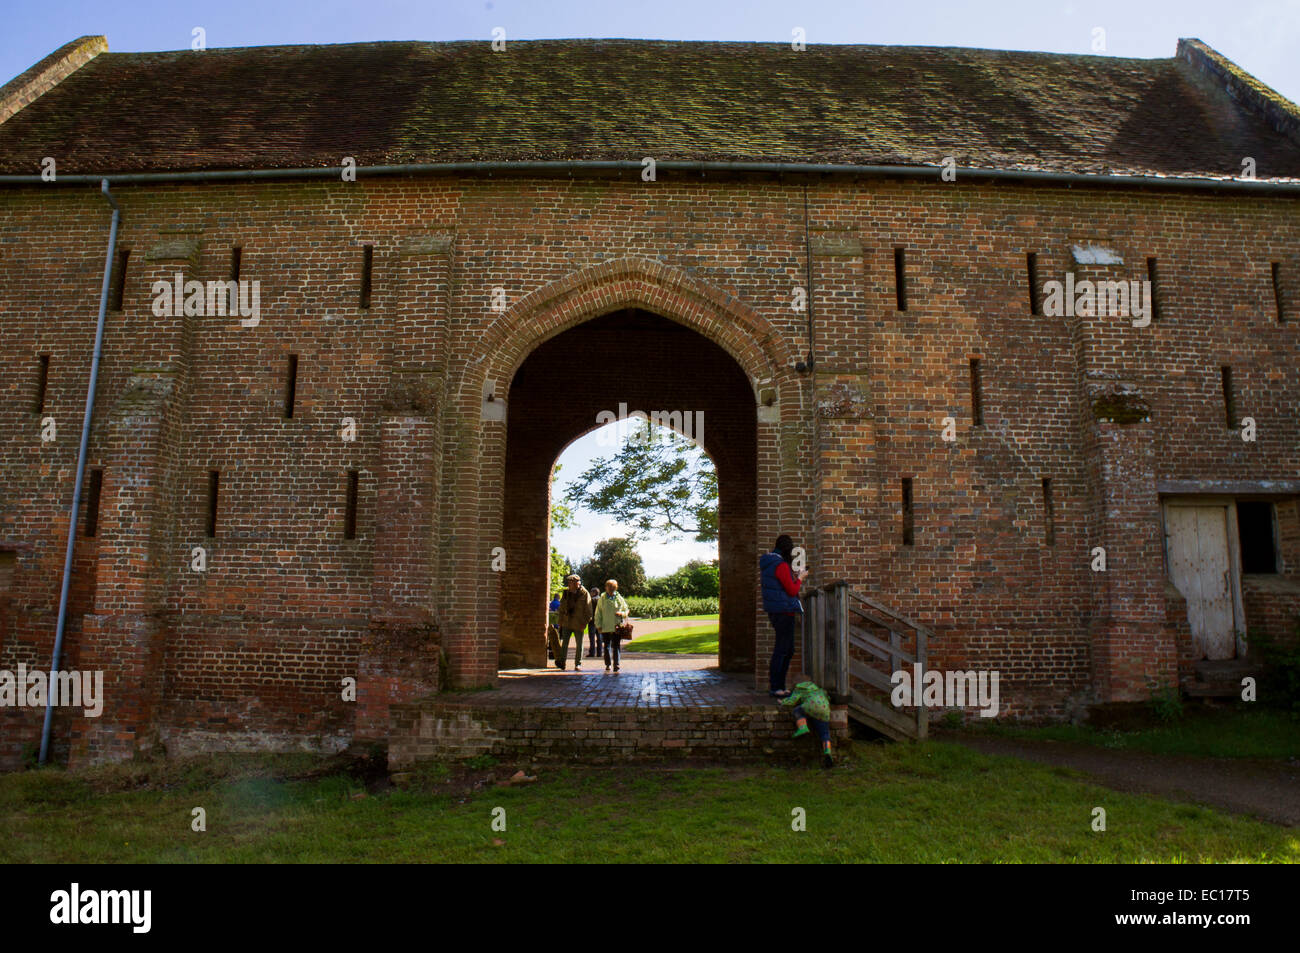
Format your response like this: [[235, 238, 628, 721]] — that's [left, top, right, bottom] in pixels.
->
[[781, 680, 834, 769]]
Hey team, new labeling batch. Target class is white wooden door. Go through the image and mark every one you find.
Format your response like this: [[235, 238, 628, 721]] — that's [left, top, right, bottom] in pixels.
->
[[1165, 505, 1236, 660]]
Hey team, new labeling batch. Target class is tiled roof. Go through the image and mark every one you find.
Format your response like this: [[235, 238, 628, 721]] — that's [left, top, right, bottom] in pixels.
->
[[1, 38, 1297, 179]]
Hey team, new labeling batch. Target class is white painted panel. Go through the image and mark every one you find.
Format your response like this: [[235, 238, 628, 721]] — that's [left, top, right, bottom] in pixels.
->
[[1195, 507, 1235, 659], [1165, 504, 1236, 660]]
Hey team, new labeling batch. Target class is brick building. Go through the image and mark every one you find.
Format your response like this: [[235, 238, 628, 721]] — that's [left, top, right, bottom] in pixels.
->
[[0, 36, 1297, 767]]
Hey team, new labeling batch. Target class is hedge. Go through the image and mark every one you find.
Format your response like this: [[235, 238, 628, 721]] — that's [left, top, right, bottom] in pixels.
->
[[625, 597, 719, 619]]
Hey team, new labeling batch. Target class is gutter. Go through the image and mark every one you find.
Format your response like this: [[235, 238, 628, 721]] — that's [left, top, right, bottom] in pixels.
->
[[39, 178, 119, 765], [0, 160, 1298, 193]]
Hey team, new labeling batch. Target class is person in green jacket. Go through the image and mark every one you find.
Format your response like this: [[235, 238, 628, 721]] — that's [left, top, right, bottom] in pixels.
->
[[781, 680, 834, 769], [593, 579, 630, 672]]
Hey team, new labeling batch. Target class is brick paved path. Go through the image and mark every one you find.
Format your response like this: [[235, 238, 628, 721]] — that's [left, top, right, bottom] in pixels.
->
[[529, 650, 716, 673], [459, 666, 771, 709]]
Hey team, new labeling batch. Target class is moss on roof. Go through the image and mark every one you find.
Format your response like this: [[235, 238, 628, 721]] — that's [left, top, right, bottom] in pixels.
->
[[0, 38, 1297, 178]]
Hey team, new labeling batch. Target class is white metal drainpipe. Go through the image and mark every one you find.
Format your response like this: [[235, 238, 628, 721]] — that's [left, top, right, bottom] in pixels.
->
[[39, 178, 119, 765]]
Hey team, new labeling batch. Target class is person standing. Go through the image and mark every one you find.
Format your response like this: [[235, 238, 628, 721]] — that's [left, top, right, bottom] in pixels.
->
[[556, 574, 592, 671], [594, 579, 630, 673], [586, 586, 602, 658], [760, 534, 806, 698], [547, 593, 562, 661]]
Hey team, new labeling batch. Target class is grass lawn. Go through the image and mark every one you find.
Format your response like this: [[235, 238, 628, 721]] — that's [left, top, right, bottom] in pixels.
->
[[1, 742, 1294, 863], [624, 622, 719, 654], [629, 614, 719, 624], [963, 707, 1300, 761]]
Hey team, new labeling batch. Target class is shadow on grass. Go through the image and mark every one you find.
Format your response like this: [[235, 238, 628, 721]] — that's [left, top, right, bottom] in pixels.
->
[[957, 705, 1299, 760], [2, 741, 1295, 863]]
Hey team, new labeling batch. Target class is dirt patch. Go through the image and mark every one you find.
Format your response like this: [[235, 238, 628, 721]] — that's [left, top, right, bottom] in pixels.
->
[[955, 735, 1300, 827]]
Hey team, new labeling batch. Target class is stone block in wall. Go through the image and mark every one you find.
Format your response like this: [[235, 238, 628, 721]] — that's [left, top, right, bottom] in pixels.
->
[[815, 375, 873, 419], [380, 372, 440, 416]]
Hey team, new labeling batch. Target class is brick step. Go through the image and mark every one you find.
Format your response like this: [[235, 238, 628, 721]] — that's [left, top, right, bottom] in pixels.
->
[[1193, 659, 1257, 681], [1184, 681, 1246, 698], [1184, 658, 1260, 697], [388, 700, 847, 766]]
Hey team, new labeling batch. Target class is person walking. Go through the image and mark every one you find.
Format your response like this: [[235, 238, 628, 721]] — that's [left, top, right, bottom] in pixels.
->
[[555, 574, 592, 670], [586, 586, 602, 657], [760, 534, 806, 698], [594, 579, 630, 673]]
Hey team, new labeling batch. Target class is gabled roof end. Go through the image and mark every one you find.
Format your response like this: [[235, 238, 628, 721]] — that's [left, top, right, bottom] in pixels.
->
[[0, 35, 108, 126], [1176, 37, 1300, 144]]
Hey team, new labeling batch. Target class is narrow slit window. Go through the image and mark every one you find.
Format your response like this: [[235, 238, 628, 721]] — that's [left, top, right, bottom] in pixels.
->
[[283, 354, 299, 419], [1271, 262, 1285, 323], [901, 477, 914, 546], [84, 468, 103, 538], [34, 354, 50, 413], [1146, 257, 1162, 322], [359, 245, 373, 309], [206, 470, 220, 538], [969, 358, 984, 427], [1042, 478, 1055, 546], [893, 247, 907, 312], [1026, 252, 1041, 315], [1221, 365, 1235, 429], [108, 248, 130, 312], [344, 470, 359, 540], [230, 246, 243, 282]]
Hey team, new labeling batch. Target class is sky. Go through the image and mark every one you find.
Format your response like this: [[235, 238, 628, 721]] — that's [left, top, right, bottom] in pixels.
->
[[552, 422, 716, 578], [2, 0, 1298, 102]]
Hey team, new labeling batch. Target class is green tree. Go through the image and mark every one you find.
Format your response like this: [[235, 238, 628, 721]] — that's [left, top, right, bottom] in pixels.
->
[[549, 547, 573, 596], [679, 559, 720, 597], [565, 419, 716, 542], [578, 538, 647, 596], [645, 559, 720, 598], [550, 463, 575, 532], [548, 464, 577, 596]]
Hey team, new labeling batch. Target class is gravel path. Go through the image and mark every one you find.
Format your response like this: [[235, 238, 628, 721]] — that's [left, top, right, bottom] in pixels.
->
[[955, 735, 1300, 827]]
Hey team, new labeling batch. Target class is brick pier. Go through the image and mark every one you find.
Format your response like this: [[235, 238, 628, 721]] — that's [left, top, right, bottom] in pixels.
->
[[388, 668, 849, 766]]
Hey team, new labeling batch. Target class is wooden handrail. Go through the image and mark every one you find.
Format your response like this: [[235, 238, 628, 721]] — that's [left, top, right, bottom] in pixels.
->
[[849, 591, 936, 639], [804, 581, 930, 741]]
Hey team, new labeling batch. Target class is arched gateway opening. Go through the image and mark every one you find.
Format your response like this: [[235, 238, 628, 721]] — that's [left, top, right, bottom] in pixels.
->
[[498, 309, 756, 673]]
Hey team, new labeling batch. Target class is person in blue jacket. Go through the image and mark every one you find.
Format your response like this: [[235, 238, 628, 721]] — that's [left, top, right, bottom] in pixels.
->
[[759, 534, 806, 698]]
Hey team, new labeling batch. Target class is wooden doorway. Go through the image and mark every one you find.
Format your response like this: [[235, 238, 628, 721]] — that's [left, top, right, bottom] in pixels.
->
[[1162, 500, 1245, 660]]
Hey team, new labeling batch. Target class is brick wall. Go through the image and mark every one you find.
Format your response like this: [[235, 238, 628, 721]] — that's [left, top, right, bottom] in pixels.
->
[[388, 698, 849, 765], [0, 173, 1297, 765]]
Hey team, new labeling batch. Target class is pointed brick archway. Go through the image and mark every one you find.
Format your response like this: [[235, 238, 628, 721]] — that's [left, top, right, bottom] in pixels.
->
[[468, 257, 791, 393], [501, 308, 755, 672], [439, 258, 807, 689]]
